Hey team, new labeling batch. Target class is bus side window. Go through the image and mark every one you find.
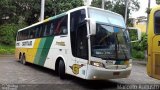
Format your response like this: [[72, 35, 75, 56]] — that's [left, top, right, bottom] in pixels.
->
[[34, 27, 39, 38], [24, 30, 28, 40], [54, 15, 68, 35], [29, 28, 36, 39], [22, 31, 25, 40], [49, 22, 54, 35], [19, 31, 22, 40], [17, 32, 20, 41], [155, 11, 160, 34], [43, 24, 47, 36], [40, 24, 45, 37], [44, 22, 51, 36], [29, 29, 33, 39], [37, 25, 41, 38]]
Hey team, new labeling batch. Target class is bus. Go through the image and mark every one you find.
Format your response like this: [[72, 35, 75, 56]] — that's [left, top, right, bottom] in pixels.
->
[[147, 5, 160, 80], [15, 6, 132, 80]]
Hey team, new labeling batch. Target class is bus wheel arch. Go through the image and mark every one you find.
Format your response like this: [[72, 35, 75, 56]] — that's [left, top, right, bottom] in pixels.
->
[[55, 57, 66, 79]]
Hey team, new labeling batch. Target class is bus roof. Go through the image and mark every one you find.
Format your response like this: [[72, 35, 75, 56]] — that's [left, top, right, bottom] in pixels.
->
[[150, 5, 160, 14], [18, 6, 124, 32]]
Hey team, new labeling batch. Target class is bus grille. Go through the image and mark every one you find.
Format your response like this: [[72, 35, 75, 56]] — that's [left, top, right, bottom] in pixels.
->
[[155, 54, 160, 75]]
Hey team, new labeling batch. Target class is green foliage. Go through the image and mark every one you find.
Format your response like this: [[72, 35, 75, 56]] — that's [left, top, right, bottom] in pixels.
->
[[0, 23, 27, 45], [92, 0, 112, 10], [128, 29, 138, 41], [156, 0, 160, 4], [131, 49, 145, 59], [0, 0, 17, 24], [0, 0, 83, 25], [132, 33, 147, 51], [131, 33, 147, 59], [0, 44, 15, 54]]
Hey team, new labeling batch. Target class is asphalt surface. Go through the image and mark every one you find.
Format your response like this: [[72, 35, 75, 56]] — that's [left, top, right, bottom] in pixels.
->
[[0, 55, 160, 90]]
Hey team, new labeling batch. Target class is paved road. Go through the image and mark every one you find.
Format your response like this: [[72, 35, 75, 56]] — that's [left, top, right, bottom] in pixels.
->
[[0, 56, 160, 90]]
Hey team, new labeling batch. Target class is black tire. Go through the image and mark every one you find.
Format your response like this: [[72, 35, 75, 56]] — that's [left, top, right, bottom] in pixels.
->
[[59, 60, 65, 79], [20, 54, 26, 65], [18, 53, 21, 62]]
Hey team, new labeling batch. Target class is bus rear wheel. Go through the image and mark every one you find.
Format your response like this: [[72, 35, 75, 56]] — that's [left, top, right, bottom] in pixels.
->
[[58, 60, 65, 79], [20, 54, 26, 65]]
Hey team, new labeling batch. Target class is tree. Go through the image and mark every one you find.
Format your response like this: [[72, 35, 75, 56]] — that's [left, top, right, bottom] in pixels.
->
[[156, 0, 160, 4], [0, 0, 17, 24], [0, 23, 26, 45], [91, 0, 112, 10], [0, 0, 83, 25], [14, 0, 83, 25]]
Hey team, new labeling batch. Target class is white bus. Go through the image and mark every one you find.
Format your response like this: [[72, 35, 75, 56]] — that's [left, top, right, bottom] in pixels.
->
[[15, 6, 132, 80]]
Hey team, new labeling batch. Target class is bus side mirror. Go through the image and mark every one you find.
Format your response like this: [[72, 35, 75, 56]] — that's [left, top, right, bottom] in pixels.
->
[[127, 27, 141, 42], [85, 18, 96, 35]]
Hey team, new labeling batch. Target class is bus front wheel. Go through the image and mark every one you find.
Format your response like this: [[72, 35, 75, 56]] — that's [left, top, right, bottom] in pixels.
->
[[59, 60, 65, 79]]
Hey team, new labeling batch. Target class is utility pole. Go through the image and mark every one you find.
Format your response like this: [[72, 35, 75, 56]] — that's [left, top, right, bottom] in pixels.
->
[[146, 0, 150, 34], [125, 0, 128, 24], [40, 0, 45, 21], [102, 0, 105, 9]]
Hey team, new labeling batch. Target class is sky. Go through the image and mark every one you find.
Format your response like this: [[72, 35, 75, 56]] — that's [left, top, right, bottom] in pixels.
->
[[130, 0, 158, 18]]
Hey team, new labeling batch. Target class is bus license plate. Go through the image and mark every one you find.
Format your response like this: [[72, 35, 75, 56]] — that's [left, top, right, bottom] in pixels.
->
[[113, 72, 120, 75]]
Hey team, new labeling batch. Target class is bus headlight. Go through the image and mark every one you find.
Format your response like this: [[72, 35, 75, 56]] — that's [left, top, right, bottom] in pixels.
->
[[90, 61, 104, 68]]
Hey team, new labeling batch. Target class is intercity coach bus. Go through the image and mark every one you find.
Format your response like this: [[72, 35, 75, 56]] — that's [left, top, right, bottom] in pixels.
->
[[15, 6, 132, 80], [147, 5, 160, 80]]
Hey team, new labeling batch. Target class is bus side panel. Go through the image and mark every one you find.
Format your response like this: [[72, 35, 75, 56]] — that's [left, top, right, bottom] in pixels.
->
[[32, 37, 54, 66], [26, 39, 41, 63]]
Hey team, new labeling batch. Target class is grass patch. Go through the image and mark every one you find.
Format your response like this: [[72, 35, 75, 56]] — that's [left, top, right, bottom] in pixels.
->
[[0, 44, 15, 55]]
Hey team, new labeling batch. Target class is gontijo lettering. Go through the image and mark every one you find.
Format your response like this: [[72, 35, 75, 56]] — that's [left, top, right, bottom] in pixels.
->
[[22, 41, 32, 46]]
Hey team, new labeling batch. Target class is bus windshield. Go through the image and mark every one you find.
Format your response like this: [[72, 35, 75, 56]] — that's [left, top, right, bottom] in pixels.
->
[[90, 24, 131, 60], [88, 8, 126, 28]]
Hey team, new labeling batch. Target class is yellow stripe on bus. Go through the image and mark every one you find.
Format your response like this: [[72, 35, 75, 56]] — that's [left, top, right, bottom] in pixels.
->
[[26, 39, 41, 63]]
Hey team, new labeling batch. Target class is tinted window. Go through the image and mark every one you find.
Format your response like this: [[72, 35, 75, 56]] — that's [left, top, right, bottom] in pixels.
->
[[17, 15, 68, 41], [50, 22, 54, 35], [54, 15, 68, 35], [155, 11, 160, 34], [70, 9, 88, 59]]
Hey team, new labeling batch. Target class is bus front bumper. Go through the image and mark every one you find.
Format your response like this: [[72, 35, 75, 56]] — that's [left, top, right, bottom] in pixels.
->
[[86, 64, 132, 80]]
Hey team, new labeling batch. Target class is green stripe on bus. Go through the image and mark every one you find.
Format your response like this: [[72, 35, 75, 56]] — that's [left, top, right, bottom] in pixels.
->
[[38, 36, 54, 66], [34, 38, 47, 64], [49, 13, 66, 20]]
